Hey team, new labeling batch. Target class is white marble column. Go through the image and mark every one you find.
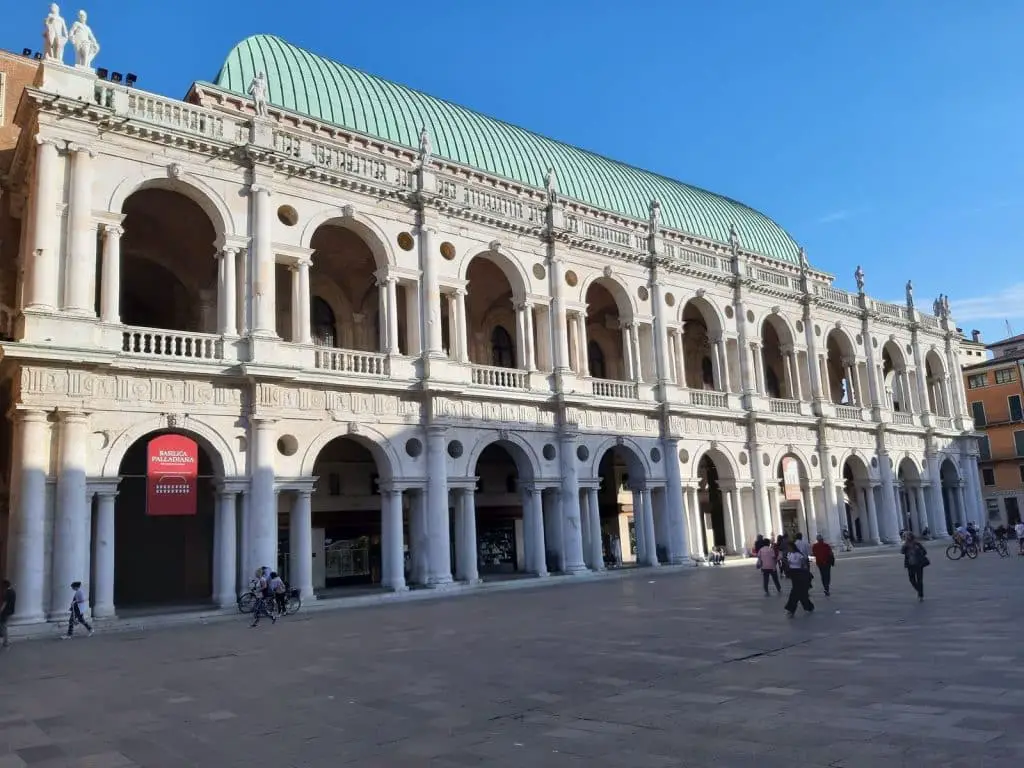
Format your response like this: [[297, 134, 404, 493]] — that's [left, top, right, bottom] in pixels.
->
[[381, 489, 407, 591], [674, 330, 687, 386], [641, 488, 658, 565], [844, 360, 859, 406], [8, 410, 49, 623], [768, 486, 783, 537], [408, 490, 427, 585], [385, 277, 400, 354], [863, 485, 881, 544], [236, 490, 250, 593], [99, 223, 123, 324], [586, 486, 603, 570], [527, 486, 548, 576], [914, 484, 930, 536], [732, 488, 748, 552], [559, 434, 587, 573], [425, 426, 452, 585], [91, 489, 117, 618], [723, 488, 738, 554], [801, 484, 818, 540], [51, 412, 89, 619], [663, 440, 688, 563], [781, 346, 795, 399], [651, 280, 671, 384], [629, 323, 642, 381], [523, 301, 537, 370], [289, 490, 314, 600], [217, 247, 239, 336], [878, 456, 900, 542], [26, 137, 62, 311], [296, 261, 312, 344], [456, 488, 479, 583], [957, 482, 971, 525], [250, 185, 277, 336], [420, 226, 444, 356], [213, 490, 238, 608], [620, 324, 633, 380], [63, 145, 97, 313], [716, 338, 731, 391], [250, 418, 278, 573], [751, 343, 766, 395]]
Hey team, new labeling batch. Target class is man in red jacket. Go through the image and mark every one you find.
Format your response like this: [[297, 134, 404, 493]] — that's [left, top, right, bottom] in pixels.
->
[[811, 534, 835, 596]]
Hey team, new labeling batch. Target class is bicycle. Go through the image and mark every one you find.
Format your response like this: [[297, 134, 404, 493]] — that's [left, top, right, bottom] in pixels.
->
[[945, 536, 978, 561], [268, 587, 302, 617], [993, 536, 1009, 558]]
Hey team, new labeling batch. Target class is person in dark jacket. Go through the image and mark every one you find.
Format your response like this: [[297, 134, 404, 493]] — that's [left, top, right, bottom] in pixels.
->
[[0, 580, 15, 648], [900, 532, 929, 601]]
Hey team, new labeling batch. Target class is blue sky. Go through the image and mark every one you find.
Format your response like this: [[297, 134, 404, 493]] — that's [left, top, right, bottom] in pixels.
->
[[5, 1, 1021, 342]]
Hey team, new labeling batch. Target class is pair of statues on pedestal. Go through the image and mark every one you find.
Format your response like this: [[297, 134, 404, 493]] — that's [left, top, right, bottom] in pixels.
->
[[43, 3, 100, 69]]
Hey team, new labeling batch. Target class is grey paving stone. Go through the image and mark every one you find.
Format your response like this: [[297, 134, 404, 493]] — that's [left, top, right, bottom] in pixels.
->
[[0, 552, 1022, 766]]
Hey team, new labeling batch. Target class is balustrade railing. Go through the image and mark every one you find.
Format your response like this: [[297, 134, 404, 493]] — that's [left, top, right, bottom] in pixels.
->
[[893, 412, 915, 426], [592, 378, 639, 399], [471, 364, 529, 389], [313, 348, 389, 376], [936, 416, 953, 430], [835, 405, 861, 421], [126, 92, 230, 139], [121, 327, 221, 360], [813, 284, 853, 306], [769, 398, 801, 415], [688, 389, 729, 408]]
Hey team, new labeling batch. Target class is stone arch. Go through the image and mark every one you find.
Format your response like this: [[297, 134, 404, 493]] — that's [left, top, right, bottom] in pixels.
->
[[101, 416, 237, 478], [824, 326, 859, 405], [825, 326, 857, 359], [881, 338, 908, 370], [839, 450, 872, 481], [925, 348, 947, 378], [770, 445, 814, 481], [300, 208, 395, 269], [308, 273, 356, 347], [107, 171, 234, 238], [589, 436, 651, 482], [678, 294, 725, 336], [299, 424, 400, 481], [939, 455, 961, 483], [761, 311, 798, 346], [465, 432, 540, 482], [688, 443, 740, 483], [580, 273, 636, 322], [459, 247, 530, 304], [760, 312, 799, 399]]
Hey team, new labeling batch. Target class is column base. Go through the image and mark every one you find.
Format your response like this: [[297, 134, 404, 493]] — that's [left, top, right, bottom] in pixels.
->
[[562, 564, 590, 575], [213, 594, 237, 610], [460, 577, 483, 586], [92, 605, 117, 619], [424, 575, 454, 589], [8, 612, 47, 626], [668, 555, 688, 565], [533, 571, 550, 579], [385, 584, 409, 593]]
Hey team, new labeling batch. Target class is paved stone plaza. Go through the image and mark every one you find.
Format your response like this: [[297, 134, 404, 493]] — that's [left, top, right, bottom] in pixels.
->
[[0, 550, 1021, 767]]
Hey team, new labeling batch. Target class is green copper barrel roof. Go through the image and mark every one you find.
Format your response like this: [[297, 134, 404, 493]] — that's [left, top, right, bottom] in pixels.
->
[[212, 34, 801, 264]]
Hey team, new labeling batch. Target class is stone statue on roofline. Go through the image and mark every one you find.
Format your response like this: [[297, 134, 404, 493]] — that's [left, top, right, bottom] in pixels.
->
[[248, 72, 268, 118], [545, 167, 558, 203], [649, 199, 661, 234], [905, 279, 914, 308], [69, 9, 100, 69], [854, 265, 865, 293], [798, 247, 808, 273], [728, 223, 740, 254], [418, 126, 432, 168], [43, 4, 68, 62]]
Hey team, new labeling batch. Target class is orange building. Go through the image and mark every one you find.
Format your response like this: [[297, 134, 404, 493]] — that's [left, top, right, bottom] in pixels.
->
[[962, 334, 1024, 526]]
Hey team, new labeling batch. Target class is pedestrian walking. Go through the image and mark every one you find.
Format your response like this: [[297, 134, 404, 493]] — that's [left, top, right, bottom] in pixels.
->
[[811, 534, 835, 596], [1016, 520, 1024, 556], [0, 580, 15, 649], [900, 532, 929, 601], [756, 540, 782, 595], [63, 581, 92, 639], [783, 543, 814, 618]]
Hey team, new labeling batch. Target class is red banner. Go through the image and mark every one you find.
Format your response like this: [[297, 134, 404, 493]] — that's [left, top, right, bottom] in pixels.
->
[[146, 434, 199, 516], [782, 456, 802, 502]]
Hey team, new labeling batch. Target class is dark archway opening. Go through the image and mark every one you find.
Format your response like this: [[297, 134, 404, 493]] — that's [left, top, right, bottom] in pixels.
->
[[697, 456, 725, 554], [309, 437, 383, 589], [114, 431, 216, 607], [473, 443, 526, 575]]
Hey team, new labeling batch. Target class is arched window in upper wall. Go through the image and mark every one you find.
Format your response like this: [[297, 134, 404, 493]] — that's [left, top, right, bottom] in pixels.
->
[[491, 325, 515, 368], [588, 340, 606, 379], [312, 296, 336, 347]]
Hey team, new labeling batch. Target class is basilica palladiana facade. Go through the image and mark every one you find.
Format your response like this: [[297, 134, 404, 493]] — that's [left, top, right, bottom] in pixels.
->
[[0, 13, 981, 625]]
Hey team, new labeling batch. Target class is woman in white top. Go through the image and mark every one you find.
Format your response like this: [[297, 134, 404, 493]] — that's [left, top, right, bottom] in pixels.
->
[[63, 581, 93, 639]]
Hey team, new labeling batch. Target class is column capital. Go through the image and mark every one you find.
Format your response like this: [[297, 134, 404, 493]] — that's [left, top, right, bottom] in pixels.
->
[[66, 142, 97, 158], [35, 134, 63, 149], [249, 184, 273, 197], [102, 223, 124, 239], [87, 478, 121, 498], [841, 356, 857, 367], [58, 410, 90, 425], [13, 408, 48, 424]]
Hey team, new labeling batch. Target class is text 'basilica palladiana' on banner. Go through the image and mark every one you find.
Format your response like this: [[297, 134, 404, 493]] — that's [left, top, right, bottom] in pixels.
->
[[146, 434, 199, 516]]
